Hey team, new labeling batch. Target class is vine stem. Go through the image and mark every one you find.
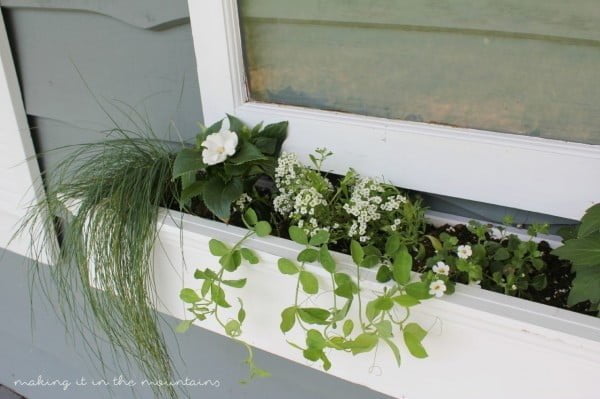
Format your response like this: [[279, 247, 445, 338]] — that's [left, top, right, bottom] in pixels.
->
[[356, 263, 365, 331]]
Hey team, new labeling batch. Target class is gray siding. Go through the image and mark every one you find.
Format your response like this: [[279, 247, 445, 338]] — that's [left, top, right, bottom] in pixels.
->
[[0, 249, 391, 399]]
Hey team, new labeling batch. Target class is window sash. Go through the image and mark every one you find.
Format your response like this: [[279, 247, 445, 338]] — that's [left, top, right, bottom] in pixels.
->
[[187, 0, 600, 220]]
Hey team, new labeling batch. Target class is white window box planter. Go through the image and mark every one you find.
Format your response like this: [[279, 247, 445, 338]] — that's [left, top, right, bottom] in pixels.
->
[[151, 208, 600, 399]]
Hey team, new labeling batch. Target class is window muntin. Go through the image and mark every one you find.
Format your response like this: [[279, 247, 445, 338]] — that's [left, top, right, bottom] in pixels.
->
[[238, 0, 600, 145]]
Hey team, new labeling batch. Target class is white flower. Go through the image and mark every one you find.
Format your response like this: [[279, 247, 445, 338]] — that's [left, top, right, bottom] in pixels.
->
[[511, 284, 517, 290], [457, 245, 472, 259], [432, 261, 450, 276], [429, 280, 447, 298], [235, 193, 252, 210], [201, 130, 238, 165]]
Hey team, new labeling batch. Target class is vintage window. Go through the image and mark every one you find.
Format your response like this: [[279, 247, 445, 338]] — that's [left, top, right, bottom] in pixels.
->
[[188, 0, 600, 220]]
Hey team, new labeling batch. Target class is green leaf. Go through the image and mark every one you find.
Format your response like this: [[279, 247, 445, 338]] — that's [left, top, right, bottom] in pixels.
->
[[180, 288, 200, 304], [385, 234, 401, 257], [280, 306, 297, 333], [374, 296, 394, 311], [201, 279, 211, 297], [578, 203, 600, 238], [175, 319, 193, 333], [221, 278, 247, 288], [209, 239, 229, 256], [224, 320, 241, 337], [297, 308, 330, 325], [306, 329, 327, 350], [318, 246, 336, 273], [194, 269, 207, 280], [567, 264, 600, 306], [297, 248, 319, 263], [180, 180, 205, 204], [552, 233, 600, 267], [494, 247, 511, 261], [320, 352, 332, 371], [361, 255, 380, 268], [238, 307, 246, 323], [203, 176, 243, 221], [403, 323, 428, 358], [405, 282, 432, 300], [253, 121, 288, 155], [343, 319, 354, 336], [243, 208, 258, 226], [289, 226, 308, 245], [220, 251, 242, 272], [350, 240, 364, 265], [392, 295, 421, 307], [382, 337, 402, 367], [404, 322, 427, 341], [204, 119, 224, 136], [254, 221, 272, 237], [365, 300, 381, 322], [425, 235, 443, 252], [227, 113, 246, 133], [333, 273, 358, 299], [375, 320, 393, 338], [309, 230, 330, 246], [392, 248, 412, 284], [240, 248, 259, 264], [173, 148, 205, 179], [278, 258, 299, 275], [376, 265, 393, 283], [299, 271, 319, 294], [302, 348, 322, 362], [228, 140, 266, 165], [350, 333, 378, 355], [531, 274, 547, 291], [211, 284, 230, 308]]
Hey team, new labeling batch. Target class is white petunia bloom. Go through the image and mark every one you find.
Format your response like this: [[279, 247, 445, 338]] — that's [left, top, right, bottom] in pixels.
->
[[432, 261, 450, 276], [201, 130, 238, 165], [457, 245, 472, 259], [429, 280, 447, 298]]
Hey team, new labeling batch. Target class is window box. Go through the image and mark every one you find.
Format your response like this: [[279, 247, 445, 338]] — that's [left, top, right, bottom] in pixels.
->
[[153, 208, 600, 399]]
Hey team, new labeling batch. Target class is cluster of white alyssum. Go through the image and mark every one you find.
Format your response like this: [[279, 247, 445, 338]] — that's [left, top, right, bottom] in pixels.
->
[[343, 178, 410, 242], [273, 152, 332, 236], [380, 194, 407, 211], [273, 152, 303, 216], [343, 177, 385, 242], [235, 193, 252, 211]]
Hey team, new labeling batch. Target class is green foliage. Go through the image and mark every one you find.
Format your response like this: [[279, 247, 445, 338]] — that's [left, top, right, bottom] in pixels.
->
[[173, 116, 287, 220], [16, 135, 180, 398], [275, 226, 433, 372], [422, 221, 549, 297], [553, 203, 600, 311], [178, 210, 273, 381], [272, 150, 426, 251]]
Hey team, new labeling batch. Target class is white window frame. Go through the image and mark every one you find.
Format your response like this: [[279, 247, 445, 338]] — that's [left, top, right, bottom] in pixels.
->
[[188, 0, 600, 221]]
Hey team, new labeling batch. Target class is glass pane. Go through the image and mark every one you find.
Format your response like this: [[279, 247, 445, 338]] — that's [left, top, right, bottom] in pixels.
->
[[238, 0, 600, 145]]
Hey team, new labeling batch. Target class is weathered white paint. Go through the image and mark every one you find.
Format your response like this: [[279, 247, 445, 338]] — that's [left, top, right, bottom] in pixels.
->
[[0, 11, 50, 259], [153, 210, 600, 399], [187, 0, 600, 220]]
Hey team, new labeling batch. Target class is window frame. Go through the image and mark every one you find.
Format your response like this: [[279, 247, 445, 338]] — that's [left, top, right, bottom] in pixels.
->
[[187, 0, 600, 220]]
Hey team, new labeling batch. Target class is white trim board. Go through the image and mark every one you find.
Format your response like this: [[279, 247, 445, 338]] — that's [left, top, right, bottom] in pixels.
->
[[187, 0, 600, 221], [0, 11, 52, 260]]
